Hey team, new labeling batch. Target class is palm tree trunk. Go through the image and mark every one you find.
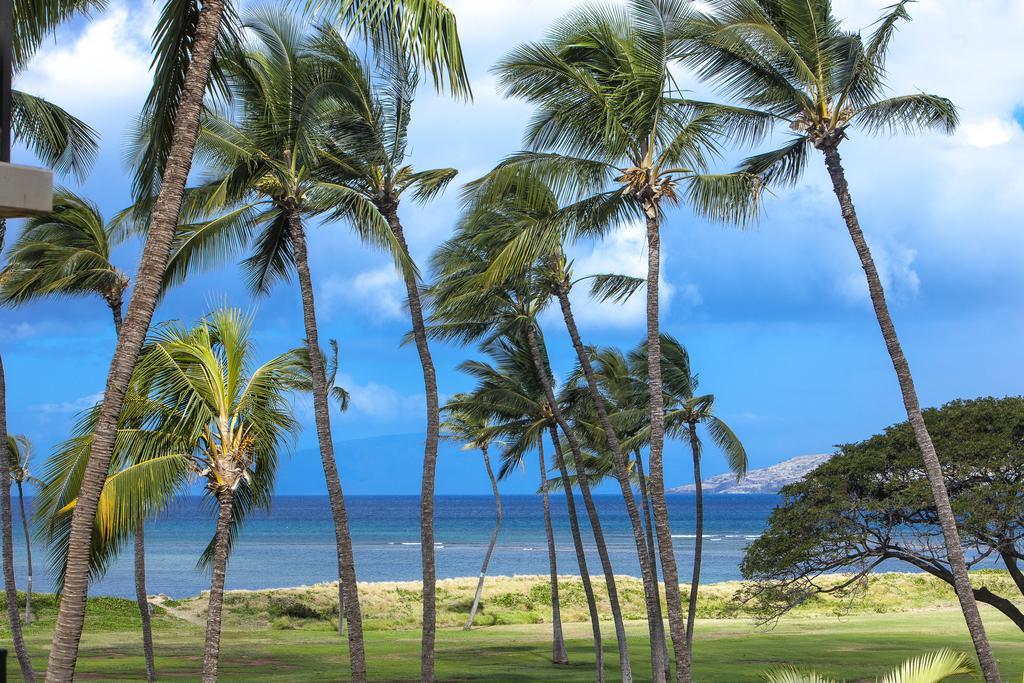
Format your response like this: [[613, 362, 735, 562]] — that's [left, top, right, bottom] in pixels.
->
[[684, 423, 702, 660], [644, 207, 693, 682], [465, 443, 501, 630], [111, 303, 156, 682], [382, 210, 441, 682], [289, 212, 366, 682], [45, 3, 228, 679], [526, 325, 631, 683], [16, 480, 32, 625], [555, 281, 667, 681], [547, 426, 605, 683], [821, 144, 1000, 682], [635, 450, 669, 680], [201, 491, 234, 682], [1, 356, 35, 682], [538, 437, 569, 665], [337, 582, 346, 636], [135, 521, 156, 682]]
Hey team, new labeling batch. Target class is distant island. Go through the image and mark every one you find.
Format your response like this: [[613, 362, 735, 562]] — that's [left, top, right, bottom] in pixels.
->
[[670, 453, 832, 494]]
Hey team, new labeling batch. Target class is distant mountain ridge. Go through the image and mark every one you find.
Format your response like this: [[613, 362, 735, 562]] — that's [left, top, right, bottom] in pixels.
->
[[669, 453, 832, 494]]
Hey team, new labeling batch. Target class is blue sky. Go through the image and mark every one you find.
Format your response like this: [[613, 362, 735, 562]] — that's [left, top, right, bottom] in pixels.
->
[[3, 1, 1023, 495]]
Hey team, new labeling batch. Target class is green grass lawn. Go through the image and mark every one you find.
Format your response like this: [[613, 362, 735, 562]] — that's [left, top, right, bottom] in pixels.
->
[[4, 600, 1024, 680], [5, 574, 1024, 681]]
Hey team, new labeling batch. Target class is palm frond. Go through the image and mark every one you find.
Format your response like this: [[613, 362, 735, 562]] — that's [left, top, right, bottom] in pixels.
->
[[11, 90, 98, 180]]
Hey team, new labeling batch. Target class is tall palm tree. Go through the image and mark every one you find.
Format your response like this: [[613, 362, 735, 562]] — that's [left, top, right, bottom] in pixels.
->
[[5, 435, 41, 625], [0, 189, 160, 679], [492, 2, 762, 676], [441, 393, 503, 630], [634, 335, 746, 660], [461, 169, 672, 678], [680, 2, 995, 678], [312, 42, 457, 680], [294, 338, 351, 636], [1, 3, 101, 678], [451, 349, 570, 664], [154, 15, 405, 678], [48, 2, 469, 679]]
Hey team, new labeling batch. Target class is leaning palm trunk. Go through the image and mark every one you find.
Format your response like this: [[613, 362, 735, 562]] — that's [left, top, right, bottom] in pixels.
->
[[538, 437, 569, 664], [112, 306, 156, 682], [289, 213, 367, 681], [684, 423, 702, 658], [1, 356, 35, 682], [464, 444, 501, 629], [383, 211, 442, 682], [547, 426, 605, 682], [821, 144, 1000, 681], [555, 281, 668, 680], [201, 492, 235, 682], [644, 209, 693, 682], [526, 325, 631, 683], [17, 481, 32, 625], [45, 2, 228, 679]]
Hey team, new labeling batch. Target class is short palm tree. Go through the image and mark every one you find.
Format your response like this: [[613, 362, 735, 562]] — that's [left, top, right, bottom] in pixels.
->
[[50, 1, 469, 678], [492, 2, 763, 675], [765, 649, 972, 683], [441, 393, 503, 631], [37, 308, 303, 683], [428, 238, 624, 681], [450, 345, 571, 665], [0, 189, 159, 679], [5, 435, 42, 624], [680, 2, 995, 677]]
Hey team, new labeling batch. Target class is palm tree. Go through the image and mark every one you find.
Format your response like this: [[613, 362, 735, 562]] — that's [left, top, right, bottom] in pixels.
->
[[428, 244, 598, 667], [441, 393, 503, 630], [38, 308, 303, 682], [5, 435, 41, 625], [680, 2, 995, 678], [635, 336, 746, 660], [453, 350, 572, 663], [765, 649, 972, 683], [295, 338, 350, 636], [133, 308, 301, 682], [48, 2, 469, 678], [462, 169, 671, 678], [0, 189, 160, 679], [492, 3, 763, 676], [0, 190, 129, 328], [1, 2, 101, 677], [311, 42, 457, 680]]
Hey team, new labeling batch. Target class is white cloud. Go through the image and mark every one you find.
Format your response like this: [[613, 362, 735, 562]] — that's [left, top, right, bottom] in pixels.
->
[[319, 266, 406, 323], [30, 391, 104, 415], [18, 3, 155, 124], [556, 221, 691, 330], [836, 241, 921, 306], [336, 374, 424, 419], [961, 118, 1019, 149]]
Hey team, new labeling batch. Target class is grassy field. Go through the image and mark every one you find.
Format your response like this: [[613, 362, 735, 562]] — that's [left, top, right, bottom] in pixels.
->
[[3, 573, 1023, 681]]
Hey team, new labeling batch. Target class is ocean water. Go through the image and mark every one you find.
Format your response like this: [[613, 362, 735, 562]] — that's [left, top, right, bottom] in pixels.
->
[[8, 494, 779, 599]]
